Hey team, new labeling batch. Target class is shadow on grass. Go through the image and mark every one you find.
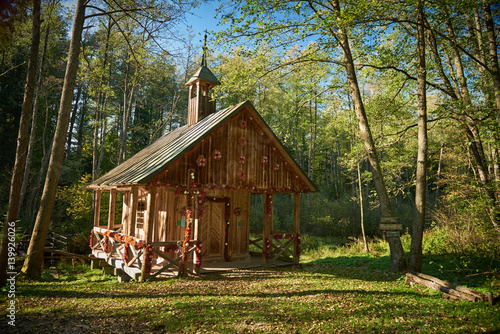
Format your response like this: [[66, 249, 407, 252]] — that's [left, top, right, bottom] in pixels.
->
[[16, 284, 427, 301]]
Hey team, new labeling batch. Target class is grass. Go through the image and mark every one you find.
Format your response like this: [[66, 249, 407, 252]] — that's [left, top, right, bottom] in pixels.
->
[[1, 236, 499, 333]]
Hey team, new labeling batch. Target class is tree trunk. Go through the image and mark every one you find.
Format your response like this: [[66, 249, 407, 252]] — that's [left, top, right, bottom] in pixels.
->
[[409, 0, 427, 272], [65, 85, 81, 160], [435, 130, 444, 202], [358, 163, 369, 253], [21, 0, 86, 280], [483, 3, 500, 125], [332, 0, 406, 271], [92, 19, 112, 180], [0, 0, 41, 287], [75, 98, 87, 163], [119, 61, 130, 164], [19, 21, 50, 217]]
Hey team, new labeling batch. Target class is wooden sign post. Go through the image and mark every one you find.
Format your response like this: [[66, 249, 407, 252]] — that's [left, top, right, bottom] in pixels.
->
[[379, 217, 402, 237]]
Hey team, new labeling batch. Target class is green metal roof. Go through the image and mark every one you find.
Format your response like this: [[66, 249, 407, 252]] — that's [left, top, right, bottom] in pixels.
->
[[88, 100, 318, 192], [88, 101, 246, 188]]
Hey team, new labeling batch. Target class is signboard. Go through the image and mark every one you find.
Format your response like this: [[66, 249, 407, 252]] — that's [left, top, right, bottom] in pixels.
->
[[386, 231, 401, 237], [379, 223, 402, 231], [379, 217, 402, 232]]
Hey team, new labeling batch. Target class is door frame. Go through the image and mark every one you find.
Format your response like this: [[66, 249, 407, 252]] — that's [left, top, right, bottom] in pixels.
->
[[200, 196, 231, 261]]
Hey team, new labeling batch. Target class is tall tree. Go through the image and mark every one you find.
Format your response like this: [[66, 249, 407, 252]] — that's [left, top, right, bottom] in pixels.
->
[[329, 0, 406, 271], [408, 0, 428, 272], [216, 0, 408, 270], [0, 0, 41, 287], [21, 0, 85, 279]]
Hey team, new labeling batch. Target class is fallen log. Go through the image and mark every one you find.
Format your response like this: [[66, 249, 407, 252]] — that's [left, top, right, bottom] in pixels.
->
[[405, 272, 488, 303], [410, 272, 488, 302]]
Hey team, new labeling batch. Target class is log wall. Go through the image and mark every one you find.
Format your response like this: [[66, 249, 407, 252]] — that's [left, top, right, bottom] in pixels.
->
[[150, 109, 308, 193], [118, 187, 251, 262]]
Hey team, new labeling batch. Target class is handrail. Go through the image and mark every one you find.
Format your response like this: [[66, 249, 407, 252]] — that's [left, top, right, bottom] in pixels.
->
[[91, 227, 202, 278]]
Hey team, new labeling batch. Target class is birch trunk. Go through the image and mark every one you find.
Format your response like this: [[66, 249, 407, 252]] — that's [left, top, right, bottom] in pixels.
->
[[409, 0, 427, 272]]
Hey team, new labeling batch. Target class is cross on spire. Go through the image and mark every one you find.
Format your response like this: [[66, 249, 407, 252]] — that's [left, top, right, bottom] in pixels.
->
[[201, 30, 208, 67]]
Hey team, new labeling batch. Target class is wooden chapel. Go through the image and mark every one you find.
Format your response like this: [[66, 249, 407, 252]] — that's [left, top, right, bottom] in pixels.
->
[[87, 50, 318, 281]]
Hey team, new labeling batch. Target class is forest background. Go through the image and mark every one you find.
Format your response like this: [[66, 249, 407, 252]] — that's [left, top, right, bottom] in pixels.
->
[[0, 0, 499, 276]]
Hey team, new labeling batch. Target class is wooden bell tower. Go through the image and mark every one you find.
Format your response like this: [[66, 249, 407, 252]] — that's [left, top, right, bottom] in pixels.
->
[[186, 34, 220, 126]]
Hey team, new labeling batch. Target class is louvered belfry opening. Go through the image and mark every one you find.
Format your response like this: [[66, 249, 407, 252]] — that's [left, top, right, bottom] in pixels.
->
[[186, 36, 220, 126]]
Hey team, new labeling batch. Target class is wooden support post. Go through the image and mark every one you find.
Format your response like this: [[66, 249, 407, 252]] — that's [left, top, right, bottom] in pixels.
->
[[180, 169, 194, 277], [293, 193, 300, 264], [140, 187, 156, 282], [129, 187, 138, 238], [126, 188, 138, 267], [192, 194, 200, 275], [94, 190, 102, 228], [108, 189, 117, 230], [92, 190, 102, 247], [263, 193, 273, 268], [121, 191, 130, 235]]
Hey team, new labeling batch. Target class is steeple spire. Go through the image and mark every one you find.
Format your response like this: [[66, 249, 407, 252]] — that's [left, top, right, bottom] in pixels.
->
[[185, 33, 220, 126], [201, 31, 208, 67]]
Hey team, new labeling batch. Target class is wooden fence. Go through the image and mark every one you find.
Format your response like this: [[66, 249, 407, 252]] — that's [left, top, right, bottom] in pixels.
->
[[250, 230, 300, 265]]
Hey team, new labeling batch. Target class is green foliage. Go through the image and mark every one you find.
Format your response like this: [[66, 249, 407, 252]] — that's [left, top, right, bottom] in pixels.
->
[[54, 174, 93, 235], [302, 193, 353, 237]]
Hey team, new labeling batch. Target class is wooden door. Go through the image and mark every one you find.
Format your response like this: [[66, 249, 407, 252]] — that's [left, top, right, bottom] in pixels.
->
[[201, 201, 225, 261]]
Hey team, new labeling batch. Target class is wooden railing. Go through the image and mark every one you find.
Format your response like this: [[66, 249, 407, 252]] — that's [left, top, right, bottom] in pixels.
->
[[250, 230, 300, 265], [91, 227, 201, 279]]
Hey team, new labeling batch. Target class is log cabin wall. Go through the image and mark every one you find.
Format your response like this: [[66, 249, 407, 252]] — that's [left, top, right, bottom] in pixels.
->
[[107, 106, 310, 265], [124, 186, 251, 263]]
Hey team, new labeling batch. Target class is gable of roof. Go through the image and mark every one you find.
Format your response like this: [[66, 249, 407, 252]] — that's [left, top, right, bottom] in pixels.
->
[[88, 101, 318, 192]]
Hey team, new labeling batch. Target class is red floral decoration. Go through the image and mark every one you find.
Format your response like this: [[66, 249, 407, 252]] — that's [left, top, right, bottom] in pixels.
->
[[195, 240, 203, 267], [89, 229, 94, 249], [239, 137, 246, 146], [144, 244, 153, 277], [239, 120, 247, 128], [196, 155, 206, 167], [239, 154, 246, 164], [266, 194, 273, 216], [238, 170, 246, 181], [274, 163, 280, 171], [123, 243, 129, 263], [263, 237, 272, 259], [272, 233, 295, 240], [234, 207, 241, 216], [213, 149, 222, 160], [103, 235, 109, 253], [262, 155, 268, 164]]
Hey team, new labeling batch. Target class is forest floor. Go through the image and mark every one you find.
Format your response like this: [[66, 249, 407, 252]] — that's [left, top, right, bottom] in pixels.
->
[[1, 243, 499, 333]]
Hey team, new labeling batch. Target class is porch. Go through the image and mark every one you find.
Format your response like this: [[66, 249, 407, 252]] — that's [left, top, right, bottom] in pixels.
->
[[90, 226, 300, 281]]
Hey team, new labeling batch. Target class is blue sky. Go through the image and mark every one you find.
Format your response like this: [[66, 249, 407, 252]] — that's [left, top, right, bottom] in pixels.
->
[[185, 1, 222, 41], [63, 0, 225, 55]]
